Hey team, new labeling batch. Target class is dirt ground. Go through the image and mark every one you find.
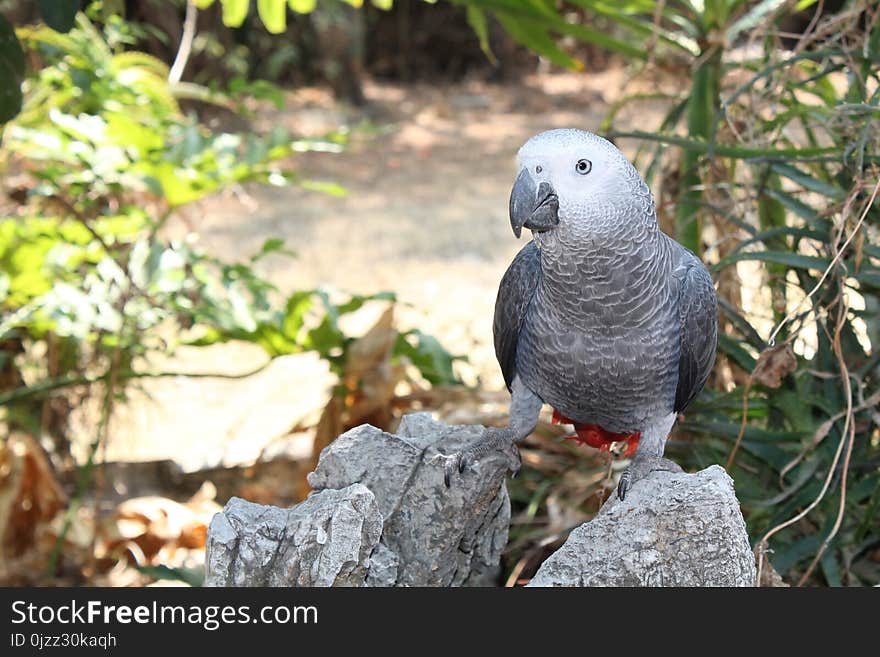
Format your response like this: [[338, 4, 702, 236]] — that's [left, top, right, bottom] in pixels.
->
[[91, 68, 670, 471]]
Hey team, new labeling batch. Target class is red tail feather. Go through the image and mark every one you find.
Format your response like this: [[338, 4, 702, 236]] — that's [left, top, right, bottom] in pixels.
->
[[552, 408, 640, 457]]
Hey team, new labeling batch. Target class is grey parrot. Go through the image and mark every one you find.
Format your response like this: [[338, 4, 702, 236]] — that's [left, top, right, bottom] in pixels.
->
[[444, 128, 718, 500]]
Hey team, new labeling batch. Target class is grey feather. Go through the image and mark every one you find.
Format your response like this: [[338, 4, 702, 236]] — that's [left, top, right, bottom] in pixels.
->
[[672, 247, 718, 412], [493, 241, 541, 391], [514, 228, 683, 434]]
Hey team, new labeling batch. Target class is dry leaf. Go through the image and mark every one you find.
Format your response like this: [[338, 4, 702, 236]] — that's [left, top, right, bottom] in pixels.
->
[[0, 433, 66, 560], [758, 559, 790, 587], [298, 305, 405, 498], [752, 345, 797, 389]]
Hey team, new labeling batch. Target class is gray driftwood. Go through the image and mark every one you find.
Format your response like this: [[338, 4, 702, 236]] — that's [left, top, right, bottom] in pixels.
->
[[528, 465, 756, 586], [204, 413, 510, 586]]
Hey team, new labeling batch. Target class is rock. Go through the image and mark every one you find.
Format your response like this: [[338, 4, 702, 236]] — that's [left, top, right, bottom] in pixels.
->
[[308, 412, 511, 586], [204, 484, 382, 587], [528, 465, 756, 587], [205, 413, 511, 587], [205, 413, 755, 588]]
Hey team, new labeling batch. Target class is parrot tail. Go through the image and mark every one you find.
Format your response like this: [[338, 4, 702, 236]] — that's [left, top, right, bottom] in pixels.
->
[[551, 409, 640, 457]]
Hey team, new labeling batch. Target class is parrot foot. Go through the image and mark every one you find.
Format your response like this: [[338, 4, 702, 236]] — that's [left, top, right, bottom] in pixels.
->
[[617, 455, 682, 501], [440, 426, 522, 488]]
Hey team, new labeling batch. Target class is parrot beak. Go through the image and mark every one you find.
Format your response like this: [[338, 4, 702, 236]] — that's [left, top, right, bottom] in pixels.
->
[[508, 168, 559, 238]]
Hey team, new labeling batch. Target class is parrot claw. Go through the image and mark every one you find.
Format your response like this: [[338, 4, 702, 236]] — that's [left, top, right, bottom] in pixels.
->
[[429, 452, 464, 487], [617, 455, 683, 501], [436, 452, 472, 488], [440, 427, 521, 488], [439, 453, 463, 488]]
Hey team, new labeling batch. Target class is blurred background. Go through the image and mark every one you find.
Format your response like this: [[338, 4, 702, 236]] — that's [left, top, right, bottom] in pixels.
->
[[0, 0, 877, 587]]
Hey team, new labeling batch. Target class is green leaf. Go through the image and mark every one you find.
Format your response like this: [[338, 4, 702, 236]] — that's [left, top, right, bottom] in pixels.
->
[[288, 0, 316, 12], [734, 226, 825, 254], [394, 330, 462, 386], [281, 291, 313, 340], [251, 237, 297, 262], [105, 112, 164, 156], [771, 533, 823, 575], [36, 0, 80, 33], [717, 334, 757, 372], [716, 250, 829, 272], [299, 180, 348, 197], [221, 0, 250, 27], [494, 13, 582, 70], [718, 297, 766, 348], [686, 420, 804, 443], [336, 291, 395, 315], [140, 162, 212, 207], [0, 13, 25, 123], [257, 0, 286, 34], [770, 163, 846, 200], [820, 549, 842, 587], [856, 269, 880, 289], [726, 0, 787, 43], [135, 564, 204, 587], [466, 6, 496, 65], [478, 0, 649, 60], [611, 131, 839, 160], [371, 0, 394, 9], [734, 440, 792, 470], [749, 458, 820, 507], [762, 188, 821, 225], [554, 18, 647, 61], [566, 0, 697, 55]]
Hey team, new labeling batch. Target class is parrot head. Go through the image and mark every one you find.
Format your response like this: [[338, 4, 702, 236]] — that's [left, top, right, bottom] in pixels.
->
[[509, 128, 648, 239]]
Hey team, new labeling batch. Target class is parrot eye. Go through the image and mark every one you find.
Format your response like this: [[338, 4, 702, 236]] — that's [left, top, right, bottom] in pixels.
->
[[575, 159, 592, 175], [535, 165, 543, 174]]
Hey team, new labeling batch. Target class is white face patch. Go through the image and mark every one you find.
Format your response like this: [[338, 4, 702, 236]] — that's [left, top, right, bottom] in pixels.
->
[[516, 129, 632, 224]]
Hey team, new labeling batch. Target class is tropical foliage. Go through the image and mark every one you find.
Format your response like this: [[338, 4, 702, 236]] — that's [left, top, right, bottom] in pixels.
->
[[0, 3, 461, 577], [1, 0, 877, 586]]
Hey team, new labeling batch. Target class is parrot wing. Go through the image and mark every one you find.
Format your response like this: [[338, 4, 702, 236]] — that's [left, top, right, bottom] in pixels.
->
[[673, 250, 718, 413], [493, 240, 541, 391]]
